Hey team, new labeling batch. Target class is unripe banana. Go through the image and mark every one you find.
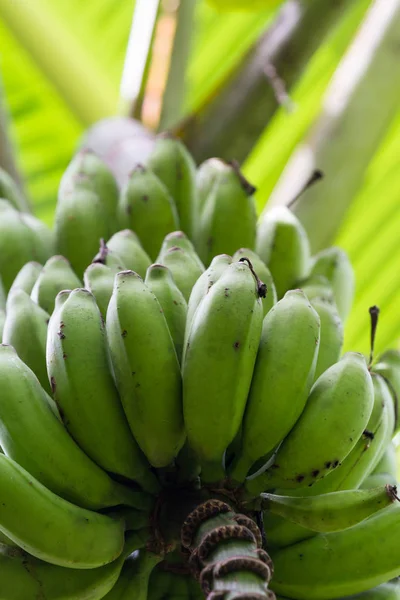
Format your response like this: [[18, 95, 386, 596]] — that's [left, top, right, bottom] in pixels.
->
[[106, 271, 184, 468], [3, 289, 50, 393], [0, 200, 47, 291], [184, 254, 232, 355], [195, 159, 257, 266], [8, 261, 43, 295], [0, 530, 149, 599], [146, 134, 196, 238], [0, 166, 30, 212], [183, 260, 264, 482], [145, 264, 188, 363], [102, 551, 162, 600], [157, 231, 205, 272], [196, 157, 226, 215], [30, 255, 82, 314], [298, 274, 335, 303], [261, 485, 398, 533], [310, 296, 344, 382], [92, 240, 127, 272], [0, 344, 146, 510], [0, 454, 124, 568], [83, 262, 115, 317], [374, 350, 400, 434], [309, 246, 355, 321], [233, 247, 277, 315], [247, 353, 374, 494], [22, 212, 55, 260], [159, 246, 204, 302], [55, 187, 113, 278], [270, 503, 400, 599], [47, 288, 159, 493], [256, 205, 311, 299], [372, 442, 398, 479], [106, 229, 152, 278], [118, 166, 179, 260], [59, 149, 119, 233], [361, 474, 398, 489], [230, 290, 320, 483]]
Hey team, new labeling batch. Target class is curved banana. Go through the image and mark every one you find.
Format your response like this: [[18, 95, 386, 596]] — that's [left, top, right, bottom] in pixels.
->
[[256, 206, 311, 299], [183, 259, 264, 482], [0, 454, 124, 568], [106, 229, 152, 278], [309, 246, 355, 321], [230, 289, 320, 483], [3, 288, 50, 393], [146, 134, 196, 238], [233, 247, 277, 315], [270, 503, 400, 599], [106, 271, 185, 468], [8, 261, 43, 296], [30, 255, 82, 314], [195, 159, 257, 266], [247, 353, 374, 494], [0, 344, 147, 510], [309, 296, 344, 382], [159, 246, 204, 302], [84, 262, 115, 317], [118, 165, 179, 260], [22, 212, 55, 261], [261, 485, 398, 533], [145, 264, 188, 363], [102, 551, 162, 600], [59, 149, 119, 234], [157, 231, 205, 272], [0, 166, 30, 212], [46, 288, 159, 493], [196, 157, 227, 215]]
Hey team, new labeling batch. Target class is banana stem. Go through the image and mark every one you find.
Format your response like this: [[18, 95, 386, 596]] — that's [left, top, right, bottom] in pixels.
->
[[181, 499, 275, 599]]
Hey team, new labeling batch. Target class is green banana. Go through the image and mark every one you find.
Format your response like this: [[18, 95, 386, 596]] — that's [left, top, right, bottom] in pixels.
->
[[372, 442, 398, 479], [3, 288, 50, 393], [106, 229, 152, 278], [46, 288, 159, 493], [0, 542, 126, 600], [106, 270, 185, 468], [8, 261, 43, 295], [270, 504, 400, 599], [310, 296, 344, 382], [145, 264, 188, 363], [183, 259, 264, 482], [298, 274, 335, 303], [0, 166, 30, 212], [0, 344, 147, 510], [157, 231, 205, 272], [158, 246, 204, 302], [59, 149, 119, 233], [361, 474, 398, 490], [340, 582, 400, 599], [256, 205, 311, 299], [118, 166, 179, 260], [264, 374, 391, 549], [0, 454, 124, 568], [102, 551, 162, 600], [146, 134, 196, 238], [194, 159, 257, 266], [309, 246, 355, 321], [196, 157, 226, 215], [374, 350, 400, 433], [30, 255, 82, 314], [92, 239, 127, 272], [233, 247, 277, 315], [83, 262, 115, 317], [260, 485, 398, 533], [230, 289, 320, 483], [0, 200, 49, 291], [22, 212, 55, 260], [247, 353, 374, 494]]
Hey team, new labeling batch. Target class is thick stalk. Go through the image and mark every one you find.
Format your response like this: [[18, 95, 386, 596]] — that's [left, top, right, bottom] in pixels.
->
[[159, 0, 197, 131], [284, 0, 400, 252], [183, 0, 354, 164], [181, 499, 274, 599]]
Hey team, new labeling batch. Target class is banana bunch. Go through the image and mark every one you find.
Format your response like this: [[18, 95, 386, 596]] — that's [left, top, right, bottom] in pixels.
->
[[0, 136, 399, 600]]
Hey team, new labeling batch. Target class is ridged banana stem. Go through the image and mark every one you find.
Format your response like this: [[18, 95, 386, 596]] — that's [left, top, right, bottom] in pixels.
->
[[181, 499, 275, 600]]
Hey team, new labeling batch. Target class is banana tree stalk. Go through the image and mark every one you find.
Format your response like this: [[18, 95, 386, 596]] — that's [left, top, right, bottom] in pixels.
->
[[182, 0, 355, 164], [276, 0, 400, 252], [159, 0, 197, 131]]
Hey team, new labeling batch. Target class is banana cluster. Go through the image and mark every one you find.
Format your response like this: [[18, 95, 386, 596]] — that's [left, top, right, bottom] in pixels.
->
[[0, 137, 399, 600]]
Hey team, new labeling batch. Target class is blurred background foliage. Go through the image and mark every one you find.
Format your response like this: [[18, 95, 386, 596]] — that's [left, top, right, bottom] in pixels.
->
[[1, 0, 400, 355]]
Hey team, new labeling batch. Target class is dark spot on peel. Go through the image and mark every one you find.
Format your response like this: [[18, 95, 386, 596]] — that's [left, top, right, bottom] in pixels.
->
[[233, 341, 240, 350], [122, 330, 128, 338], [363, 430, 374, 440], [325, 461, 332, 469], [332, 460, 340, 468], [312, 469, 319, 478], [59, 322, 65, 329], [62, 353, 67, 360], [296, 474, 305, 483], [142, 195, 149, 203], [57, 331, 65, 339], [50, 376, 56, 394]]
